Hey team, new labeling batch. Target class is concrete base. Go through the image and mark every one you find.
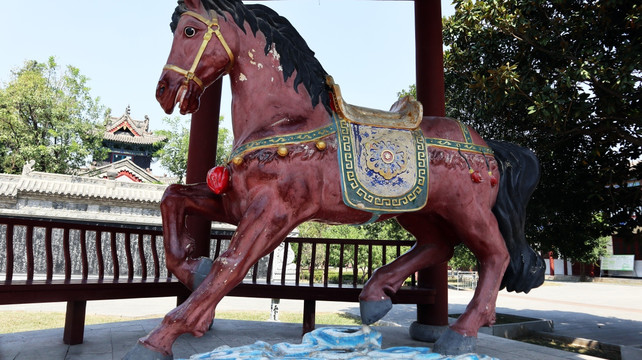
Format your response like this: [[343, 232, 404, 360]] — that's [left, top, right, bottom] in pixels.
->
[[408, 321, 447, 342], [478, 314, 554, 339], [621, 345, 642, 360]]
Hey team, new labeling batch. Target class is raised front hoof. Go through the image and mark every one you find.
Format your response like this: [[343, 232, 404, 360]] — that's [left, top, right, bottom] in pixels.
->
[[192, 257, 214, 290], [433, 328, 477, 355], [122, 342, 173, 360], [359, 298, 392, 325]]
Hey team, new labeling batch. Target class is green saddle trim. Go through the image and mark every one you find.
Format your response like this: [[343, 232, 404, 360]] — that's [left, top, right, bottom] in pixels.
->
[[425, 120, 494, 155], [227, 123, 337, 162], [425, 137, 494, 154]]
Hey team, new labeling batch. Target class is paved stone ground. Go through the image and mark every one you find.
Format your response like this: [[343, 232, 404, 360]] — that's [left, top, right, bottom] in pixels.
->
[[1, 279, 641, 359], [1, 318, 607, 360]]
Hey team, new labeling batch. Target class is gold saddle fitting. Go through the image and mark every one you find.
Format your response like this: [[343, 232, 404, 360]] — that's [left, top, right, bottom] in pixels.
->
[[326, 75, 423, 130]]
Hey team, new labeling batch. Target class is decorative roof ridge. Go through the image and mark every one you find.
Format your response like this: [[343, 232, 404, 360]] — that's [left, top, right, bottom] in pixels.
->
[[82, 158, 161, 183], [102, 131, 166, 144], [104, 106, 158, 138], [17, 170, 167, 190], [107, 119, 142, 137]]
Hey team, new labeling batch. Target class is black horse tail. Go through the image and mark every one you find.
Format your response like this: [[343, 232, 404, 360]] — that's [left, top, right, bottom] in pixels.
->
[[487, 140, 546, 293]]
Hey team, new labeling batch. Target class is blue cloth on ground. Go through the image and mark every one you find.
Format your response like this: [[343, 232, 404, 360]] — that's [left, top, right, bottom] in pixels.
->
[[180, 326, 498, 360]]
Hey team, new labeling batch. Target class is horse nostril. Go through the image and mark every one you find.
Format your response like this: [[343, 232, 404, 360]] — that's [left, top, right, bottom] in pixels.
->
[[157, 83, 166, 98]]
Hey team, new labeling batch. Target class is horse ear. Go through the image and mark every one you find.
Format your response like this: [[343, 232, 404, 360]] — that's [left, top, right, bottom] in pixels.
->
[[183, 0, 205, 12]]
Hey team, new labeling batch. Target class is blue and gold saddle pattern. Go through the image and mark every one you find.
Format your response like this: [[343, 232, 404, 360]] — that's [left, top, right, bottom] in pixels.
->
[[334, 112, 429, 216]]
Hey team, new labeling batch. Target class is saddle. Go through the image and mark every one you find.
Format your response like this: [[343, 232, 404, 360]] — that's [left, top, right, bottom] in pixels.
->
[[326, 76, 423, 130]]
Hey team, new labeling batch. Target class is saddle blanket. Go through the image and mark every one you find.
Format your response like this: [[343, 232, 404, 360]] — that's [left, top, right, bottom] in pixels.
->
[[334, 113, 429, 215]]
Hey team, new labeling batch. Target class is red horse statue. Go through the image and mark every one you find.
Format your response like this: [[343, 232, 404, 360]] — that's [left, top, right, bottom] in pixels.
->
[[125, 0, 545, 358]]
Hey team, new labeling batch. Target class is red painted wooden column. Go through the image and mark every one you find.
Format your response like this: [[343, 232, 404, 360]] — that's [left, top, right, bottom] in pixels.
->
[[414, 0, 449, 328], [185, 79, 224, 259]]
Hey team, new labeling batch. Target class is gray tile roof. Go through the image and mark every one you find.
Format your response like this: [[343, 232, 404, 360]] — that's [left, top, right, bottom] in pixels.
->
[[0, 175, 18, 197], [103, 131, 166, 145], [0, 172, 236, 231], [0, 172, 166, 204]]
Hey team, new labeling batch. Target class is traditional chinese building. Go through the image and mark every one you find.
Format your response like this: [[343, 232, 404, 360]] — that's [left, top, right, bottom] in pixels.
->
[[82, 158, 163, 183], [101, 106, 166, 170], [0, 167, 236, 231]]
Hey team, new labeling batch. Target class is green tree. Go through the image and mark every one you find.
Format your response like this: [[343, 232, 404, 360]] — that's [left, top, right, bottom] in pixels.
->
[[440, 0, 641, 261], [0, 57, 107, 174], [154, 116, 231, 183], [449, 244, 478, 271], [297, 219, 415, 282], [154, 116, 189, 183]]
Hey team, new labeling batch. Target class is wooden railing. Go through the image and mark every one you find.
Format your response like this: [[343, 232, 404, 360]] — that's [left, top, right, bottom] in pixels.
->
[[0, 215, 434, 343], [1, 216, 170, 283]]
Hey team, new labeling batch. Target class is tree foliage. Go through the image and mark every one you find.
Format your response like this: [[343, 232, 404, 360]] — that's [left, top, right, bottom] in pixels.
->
[[449, 244, 478, 271], [441, 0, 641, 260], [296, 220, 418, 281], [154, 116, 232, 183], [154, 117, 189, 183], [0, 57, 107, 174]]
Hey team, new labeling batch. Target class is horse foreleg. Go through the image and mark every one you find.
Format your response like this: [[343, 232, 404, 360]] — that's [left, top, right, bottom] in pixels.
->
[[360, 215, 454, 324], [160, 183, 233, 289], [135, 195, 295, 357]]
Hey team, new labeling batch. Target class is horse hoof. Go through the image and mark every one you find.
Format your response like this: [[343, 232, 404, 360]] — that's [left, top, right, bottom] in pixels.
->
[[193, 257, 214, 290], [433, 328, 477, 355], [359, 299, 392, 325], [122, 342, 173, 360]]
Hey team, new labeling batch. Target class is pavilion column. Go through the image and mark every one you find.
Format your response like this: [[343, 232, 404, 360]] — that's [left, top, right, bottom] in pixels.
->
[[411, 0, 450, 339], [184, 79, 224, 259]]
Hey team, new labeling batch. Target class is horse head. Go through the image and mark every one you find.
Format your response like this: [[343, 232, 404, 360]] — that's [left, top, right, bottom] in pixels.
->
[[156, 0, 239, 114]]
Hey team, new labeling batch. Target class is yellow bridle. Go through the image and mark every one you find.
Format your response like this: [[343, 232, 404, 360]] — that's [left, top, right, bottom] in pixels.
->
[[163, 10, 235, 88]]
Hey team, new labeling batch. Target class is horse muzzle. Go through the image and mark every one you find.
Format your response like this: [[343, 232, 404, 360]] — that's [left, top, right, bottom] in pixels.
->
[[156, 75, 202, 115]]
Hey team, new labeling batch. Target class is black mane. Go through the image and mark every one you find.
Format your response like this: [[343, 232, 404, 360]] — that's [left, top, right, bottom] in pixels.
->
[[170, 0, 331, 113]]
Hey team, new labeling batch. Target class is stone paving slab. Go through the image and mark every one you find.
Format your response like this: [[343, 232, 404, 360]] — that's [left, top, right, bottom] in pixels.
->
[[1, 318, 605, 360], [2, 280, 641, 359]]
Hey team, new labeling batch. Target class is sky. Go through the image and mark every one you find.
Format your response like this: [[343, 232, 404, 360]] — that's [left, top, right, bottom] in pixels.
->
[[0, 0, 455, 174]]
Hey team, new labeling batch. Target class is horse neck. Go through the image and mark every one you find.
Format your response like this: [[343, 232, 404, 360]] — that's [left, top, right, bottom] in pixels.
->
[[226, 26, 331, 146]]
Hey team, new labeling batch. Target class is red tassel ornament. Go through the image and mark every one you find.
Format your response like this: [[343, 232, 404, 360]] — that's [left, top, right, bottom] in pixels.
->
[[489, 172, 498, 187], [470, 170, 483, 183]]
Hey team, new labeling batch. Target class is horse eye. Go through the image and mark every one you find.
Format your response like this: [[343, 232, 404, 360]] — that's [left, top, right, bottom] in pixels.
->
[[184, 26, 196, 38]]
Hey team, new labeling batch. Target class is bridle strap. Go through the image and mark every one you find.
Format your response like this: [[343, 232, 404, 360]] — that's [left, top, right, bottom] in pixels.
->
[[163, 10, 235, 88]]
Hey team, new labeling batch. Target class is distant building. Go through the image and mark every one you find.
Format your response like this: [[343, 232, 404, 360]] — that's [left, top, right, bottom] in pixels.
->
[[101, 106, 166, 171], [0, 169, 234, 233], [81, 158, 163, 183]]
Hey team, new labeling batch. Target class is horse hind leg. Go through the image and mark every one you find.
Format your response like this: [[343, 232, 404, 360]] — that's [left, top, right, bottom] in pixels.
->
[[359, 214, 454, 325], [433, 206, 509, 355]]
